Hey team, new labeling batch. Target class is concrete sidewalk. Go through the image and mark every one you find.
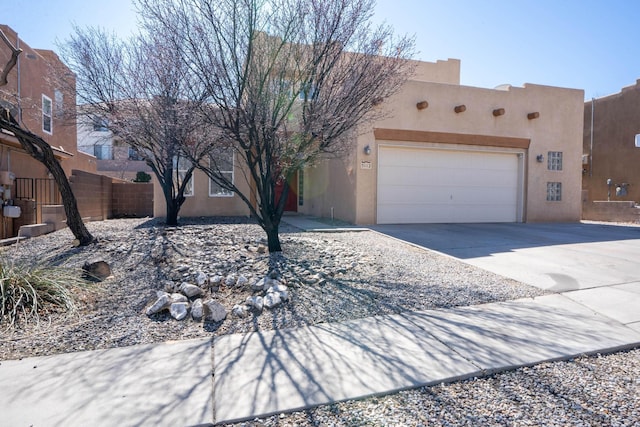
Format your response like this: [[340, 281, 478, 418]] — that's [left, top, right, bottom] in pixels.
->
[[281, 214, 368, 232], [1, 338, 213, 427], [2, 289, 640, 426], [214, 289, 640, 424]]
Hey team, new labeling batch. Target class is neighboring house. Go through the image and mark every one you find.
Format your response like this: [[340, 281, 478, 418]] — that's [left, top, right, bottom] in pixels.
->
[[77, 111, 152, 181], [164, 58, 584, 225], [582, 81, 640, 221], [0, 24, 96, 238]]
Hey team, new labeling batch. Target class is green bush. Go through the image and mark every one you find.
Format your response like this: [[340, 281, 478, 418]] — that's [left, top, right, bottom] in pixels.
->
[[0, 260, 91, 327], [133, 171, 152, 183]]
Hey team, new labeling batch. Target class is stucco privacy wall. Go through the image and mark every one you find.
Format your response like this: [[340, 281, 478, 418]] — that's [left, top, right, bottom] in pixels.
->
[[300, 60, 584, 225], [301, 151, 358, 223], [112, 182, 153, 218], [583, 81, 640, 204]]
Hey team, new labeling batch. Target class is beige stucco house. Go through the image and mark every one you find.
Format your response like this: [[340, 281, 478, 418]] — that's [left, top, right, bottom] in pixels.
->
[[155, 58, 585, 225]]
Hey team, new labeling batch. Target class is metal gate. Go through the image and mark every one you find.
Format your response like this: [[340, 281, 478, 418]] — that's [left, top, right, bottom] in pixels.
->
[[14, 178, 61, 224]]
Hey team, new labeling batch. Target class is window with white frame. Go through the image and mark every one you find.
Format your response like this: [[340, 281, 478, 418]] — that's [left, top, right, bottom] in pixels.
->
[[174, 156, 194, 196], [42, 94, 52, 134], [547, 182, 562, 201], [209, 149, 234, 197], [547, 151, 563, 171]]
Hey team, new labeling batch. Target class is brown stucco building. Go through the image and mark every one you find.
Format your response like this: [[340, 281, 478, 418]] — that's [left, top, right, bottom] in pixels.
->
[[0, 24, 107, 238], [583, 81, 640, 204]]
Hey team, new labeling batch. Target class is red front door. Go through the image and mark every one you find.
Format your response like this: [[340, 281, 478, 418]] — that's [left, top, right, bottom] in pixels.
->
[[275, 172, 298, 212]]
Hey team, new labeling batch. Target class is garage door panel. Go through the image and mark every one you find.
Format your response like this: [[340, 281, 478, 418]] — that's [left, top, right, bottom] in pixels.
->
[[379, 186, 517, 205], [377, 147, 519, 224]]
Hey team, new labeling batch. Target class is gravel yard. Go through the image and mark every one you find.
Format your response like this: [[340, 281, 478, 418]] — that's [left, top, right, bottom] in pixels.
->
[[1, 217, 638, 425]]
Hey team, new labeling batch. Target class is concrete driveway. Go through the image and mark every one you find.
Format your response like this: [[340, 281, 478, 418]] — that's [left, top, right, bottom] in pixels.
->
[[372, 222, 640, 293]]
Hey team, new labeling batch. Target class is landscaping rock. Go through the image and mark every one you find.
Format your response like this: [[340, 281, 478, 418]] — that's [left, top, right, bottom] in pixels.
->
[[246, 296, 264, 312], [209, 275, 223, 287], [203, 299, 227, 322], [232, 304, 249, 318], [264, 292, 282, 309], [169, 302, 189, 320], [268, 284, 290, 301], [251, 278, 266, 291], [236, 275, 249, 288], [224, 274, 238, 287], [82, 260, 111, 281], [195, 271, 207, 286], [191, 299, 203, 321], [180, 282, 204, 298], [170, 293, 188, 303], [146, 292, 171, 316]]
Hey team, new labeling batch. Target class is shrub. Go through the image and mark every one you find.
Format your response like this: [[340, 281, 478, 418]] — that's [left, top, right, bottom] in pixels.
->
[[0, 260, 91, 327], [133, 171, 152, 183]]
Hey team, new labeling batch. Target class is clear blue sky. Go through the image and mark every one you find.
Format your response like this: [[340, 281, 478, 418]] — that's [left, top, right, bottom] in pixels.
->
[[3, 0, 639, 99]]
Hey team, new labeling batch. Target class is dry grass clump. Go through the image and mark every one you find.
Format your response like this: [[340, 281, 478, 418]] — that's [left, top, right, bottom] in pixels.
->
[[0, 259, 91, 327]]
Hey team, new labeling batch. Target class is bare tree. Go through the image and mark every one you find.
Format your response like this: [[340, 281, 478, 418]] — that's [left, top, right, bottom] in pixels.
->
[[137, 0, 414, 251], [0, 28, 94, 245], [62, 25, 214, 226]]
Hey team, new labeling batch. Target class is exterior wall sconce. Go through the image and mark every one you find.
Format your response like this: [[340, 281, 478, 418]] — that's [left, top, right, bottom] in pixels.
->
[[492, 108, 505, 117], [364, 145, 372, 155], [528, 112, 540, 120], [536, 154, 544, 163], [454, 104, 466, 113], [416, 100, 429, 110]]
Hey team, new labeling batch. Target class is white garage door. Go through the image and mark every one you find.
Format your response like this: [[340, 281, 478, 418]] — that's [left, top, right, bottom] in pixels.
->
[[377, 147, 520, 224]]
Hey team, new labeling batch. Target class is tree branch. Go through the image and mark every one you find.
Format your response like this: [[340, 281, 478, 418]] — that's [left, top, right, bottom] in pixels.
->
[[0, 28, 23, 87]]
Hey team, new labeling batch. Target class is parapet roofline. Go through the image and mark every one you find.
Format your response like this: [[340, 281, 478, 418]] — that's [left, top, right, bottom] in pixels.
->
[[0, 130, 73, 159]]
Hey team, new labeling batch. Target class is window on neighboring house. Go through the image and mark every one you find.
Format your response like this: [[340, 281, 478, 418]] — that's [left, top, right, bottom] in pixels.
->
[[174, 156, 194, 197], [547, 182, 562, 201], [298, 82, 317, 101], [92, 116, 109, 132], [54, 90, 64, 119], [94, 144, 113, 160], [42, 94, 52, 134], [547, 151, 563, 171], [209, 149, 234, 197], [128, 147, 144, 161]]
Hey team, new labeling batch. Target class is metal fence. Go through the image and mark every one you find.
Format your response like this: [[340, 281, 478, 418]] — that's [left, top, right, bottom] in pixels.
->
[[14, 178, 62, 224]]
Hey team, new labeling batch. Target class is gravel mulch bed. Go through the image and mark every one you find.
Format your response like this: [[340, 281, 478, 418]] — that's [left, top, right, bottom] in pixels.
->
[[235, 348, 640, 427], [0, 217, 544, 361]]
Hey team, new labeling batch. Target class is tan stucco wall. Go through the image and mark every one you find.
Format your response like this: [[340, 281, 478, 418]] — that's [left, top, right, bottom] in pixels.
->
[[310, 67, 584, 225], [298, 150, 357, 223], [409, 58, 461, 84], [153, 167, 251, 219]]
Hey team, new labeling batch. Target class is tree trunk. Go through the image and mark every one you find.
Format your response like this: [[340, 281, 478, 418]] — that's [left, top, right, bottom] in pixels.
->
[[49, 156, 94, 246], [166, 198, 179, 226], [265, 223, 282, 252], [0, 114, 94, 245]]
